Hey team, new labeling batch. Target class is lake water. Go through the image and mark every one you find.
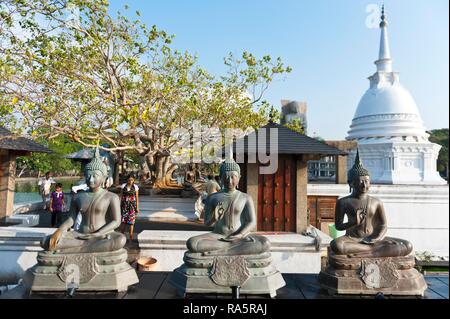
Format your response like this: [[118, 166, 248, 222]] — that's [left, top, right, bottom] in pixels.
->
[[14, 178, 81, 204]]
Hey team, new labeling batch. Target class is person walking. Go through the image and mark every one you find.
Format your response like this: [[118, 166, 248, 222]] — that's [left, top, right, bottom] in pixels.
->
[[38, 171, 55, 210], [49, 183, 65, 227], [119, 175, 140, 241]]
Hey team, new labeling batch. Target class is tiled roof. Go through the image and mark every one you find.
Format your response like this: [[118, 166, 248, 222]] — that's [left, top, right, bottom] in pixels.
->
[[230, 121, 347, 156], [0, 127, 52, 153]]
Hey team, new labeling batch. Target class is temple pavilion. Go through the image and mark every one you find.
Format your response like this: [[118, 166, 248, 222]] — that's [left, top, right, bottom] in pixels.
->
[[0, 127, 51, 220]]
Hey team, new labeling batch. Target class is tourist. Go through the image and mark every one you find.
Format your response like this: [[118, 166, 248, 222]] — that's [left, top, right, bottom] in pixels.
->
[[49, 183, 65, 227], [119, 174, 140, 241], [195, 175, 221, 219], [38, 171, 56, 209]]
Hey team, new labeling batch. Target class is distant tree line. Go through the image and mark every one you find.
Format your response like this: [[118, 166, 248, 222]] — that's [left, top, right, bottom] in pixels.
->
[[429, 128, 449, 181], [16, 135, 82, 178]]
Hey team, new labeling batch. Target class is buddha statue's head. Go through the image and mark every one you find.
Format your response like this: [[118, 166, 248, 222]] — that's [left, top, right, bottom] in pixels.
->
[[219, 158, 241, 191], [84, 148, 108, 191], [348, 149, 371, 194]]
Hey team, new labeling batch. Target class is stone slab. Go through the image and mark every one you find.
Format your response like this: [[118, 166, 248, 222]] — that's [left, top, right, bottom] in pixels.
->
[[27, 267, 138, 292], [0, 227, 54, 284], [170, 263, 286, 298], [27, 249, 139, 292], [138, 229, 332, 273], [6, 215, 40, 227], [318, 254, 428, 296], [136, 198, 198, 221], [318, 268, 427, 296]]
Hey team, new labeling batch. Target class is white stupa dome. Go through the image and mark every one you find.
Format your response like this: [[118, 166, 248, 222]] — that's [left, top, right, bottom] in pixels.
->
[[348, 79, 429, 140], [347, 9, 428, 141], [354, 83, 420, 118]]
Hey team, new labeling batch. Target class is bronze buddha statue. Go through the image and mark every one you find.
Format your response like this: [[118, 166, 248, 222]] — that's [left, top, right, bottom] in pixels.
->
[[171, 157, 285, 297], [41, 148, 126, 253], [330, 150, 412, 258], [187, 158, 270, 256]]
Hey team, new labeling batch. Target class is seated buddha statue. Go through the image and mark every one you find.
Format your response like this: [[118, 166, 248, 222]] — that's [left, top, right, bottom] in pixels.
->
[[164, 164, 180, 187], [186, 158, 270, 256], [330, 150, 413, 258], [41, 148, 126, 254]]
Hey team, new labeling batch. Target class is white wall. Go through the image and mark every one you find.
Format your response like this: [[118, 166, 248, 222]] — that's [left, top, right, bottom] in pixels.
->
[[0, 227, 54, 285], [308, 184, 449, 256]]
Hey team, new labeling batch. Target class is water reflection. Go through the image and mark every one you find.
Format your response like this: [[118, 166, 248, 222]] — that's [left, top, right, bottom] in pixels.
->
[[14, 178, 81, 204]]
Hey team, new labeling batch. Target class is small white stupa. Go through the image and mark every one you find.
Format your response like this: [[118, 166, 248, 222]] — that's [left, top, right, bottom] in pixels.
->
[[346, 6, 446, 185]]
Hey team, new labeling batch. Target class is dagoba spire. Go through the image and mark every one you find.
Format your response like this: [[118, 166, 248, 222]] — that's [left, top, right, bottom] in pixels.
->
[[375, 4, 393, 72]]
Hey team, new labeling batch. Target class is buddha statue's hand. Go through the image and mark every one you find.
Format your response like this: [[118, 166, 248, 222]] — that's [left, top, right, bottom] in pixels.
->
[[361, 237, 375, 245], [223, 233, 245, 242], [77, 232, 105, 240], [49, 229, 63, 251]]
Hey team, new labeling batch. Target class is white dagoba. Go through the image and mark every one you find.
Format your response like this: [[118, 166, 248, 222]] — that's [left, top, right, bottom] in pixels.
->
[[346, 6, 446, 185]]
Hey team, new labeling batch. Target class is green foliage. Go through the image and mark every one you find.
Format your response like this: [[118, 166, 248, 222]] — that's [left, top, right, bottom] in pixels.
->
[[16, 134, 83, 176], [0, 0, 292, 179], [429, 128, 449, 178], [284, 118, 305, 135], [268, 107, 305, 135]]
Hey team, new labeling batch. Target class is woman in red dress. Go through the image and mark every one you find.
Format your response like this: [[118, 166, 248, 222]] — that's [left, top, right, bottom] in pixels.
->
[[119, 175, 140, 241]]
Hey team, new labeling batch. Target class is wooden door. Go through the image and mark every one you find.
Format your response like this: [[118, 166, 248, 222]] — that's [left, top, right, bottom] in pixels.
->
[[257, 155, 296, 232], [307, 195, 338, 234]]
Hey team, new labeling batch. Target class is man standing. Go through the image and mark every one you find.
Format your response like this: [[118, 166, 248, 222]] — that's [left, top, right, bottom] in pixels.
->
[[38, 171, 55, 209]]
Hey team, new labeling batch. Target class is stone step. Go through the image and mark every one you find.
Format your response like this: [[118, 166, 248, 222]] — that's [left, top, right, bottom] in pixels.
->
[[137, 229, 332, 273], [136, 211, 198, 222]]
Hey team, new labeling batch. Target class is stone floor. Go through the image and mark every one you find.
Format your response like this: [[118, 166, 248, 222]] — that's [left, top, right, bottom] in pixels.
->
[[34, 208, 211, 232], [6, 197, 448, 300], [2, 273, 448, 299]]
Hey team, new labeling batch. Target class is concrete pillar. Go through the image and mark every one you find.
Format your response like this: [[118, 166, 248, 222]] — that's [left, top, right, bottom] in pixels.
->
[[335, 155, 348, 184], [246, 162, 259, 223], [0, 150, 16, 219], [296, 158, 308, 233]]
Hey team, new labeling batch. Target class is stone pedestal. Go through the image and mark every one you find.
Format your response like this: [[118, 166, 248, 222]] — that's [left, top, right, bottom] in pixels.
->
[[170, 251, 285, 298], [27, 248, 138, 292], [318, 249, 427, 296]]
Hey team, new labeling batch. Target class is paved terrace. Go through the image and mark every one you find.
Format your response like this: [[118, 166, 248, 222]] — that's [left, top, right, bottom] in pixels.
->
[[1, 273, 448, 299], [3, 195, 448, 300]]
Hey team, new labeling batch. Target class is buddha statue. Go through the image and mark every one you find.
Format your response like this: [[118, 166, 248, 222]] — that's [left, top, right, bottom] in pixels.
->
[[29, 148, 138, 293], [318, 150, 427, 296], [186, 158, 270, 256], [171, 157, 285, 297], [41, 148, 126, 253], [330, 150, 413, 258]]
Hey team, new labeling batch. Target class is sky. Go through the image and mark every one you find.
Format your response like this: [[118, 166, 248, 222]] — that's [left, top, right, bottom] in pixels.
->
[[108, 0, 449, 140]]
